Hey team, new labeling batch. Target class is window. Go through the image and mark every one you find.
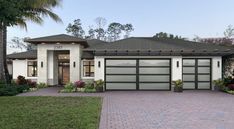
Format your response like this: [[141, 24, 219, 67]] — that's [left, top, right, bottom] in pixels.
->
[[28, 61, 37, 77], [83, 60, 94, 77]]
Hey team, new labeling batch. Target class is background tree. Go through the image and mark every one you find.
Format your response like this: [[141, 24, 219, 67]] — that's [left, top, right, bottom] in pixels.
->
[[123, 24, 134, 38], [84, 26, 95, 39], [107, 22, 123, 41], [0, 0, 62, 83], [94, 17, 107, 40], [153, 32, 186, 40], [66, 19, 85, 38], [224, 25, 234, 38], [9, 37, 36, 51]]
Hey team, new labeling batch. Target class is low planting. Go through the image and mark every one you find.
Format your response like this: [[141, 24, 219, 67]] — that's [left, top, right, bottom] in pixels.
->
[[60, 79, 104, 93], [0, 75, 48, 96], [213, 77, 234, 95], [172, 79, 183, 92], [0, 97, 102, 129]]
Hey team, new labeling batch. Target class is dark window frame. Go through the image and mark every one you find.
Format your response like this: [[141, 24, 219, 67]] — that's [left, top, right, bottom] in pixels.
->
[[83, 60, 94, 77], [27, 61, 37, 77]]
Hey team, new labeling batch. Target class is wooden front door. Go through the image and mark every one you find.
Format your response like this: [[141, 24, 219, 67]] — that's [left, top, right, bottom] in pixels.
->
[[59, 63, 70, 85]]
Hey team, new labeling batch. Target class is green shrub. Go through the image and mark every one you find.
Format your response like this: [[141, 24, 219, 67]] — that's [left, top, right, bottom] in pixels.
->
[[84, 83, 96, 93], [60, 82, 75, 93], [37, 83, 47, 89], [172, 79, 183, 87], [16, 85, 30, 93], [0, 85, 18, 96]]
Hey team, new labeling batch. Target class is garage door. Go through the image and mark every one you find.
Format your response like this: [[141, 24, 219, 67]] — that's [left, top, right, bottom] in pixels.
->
[[182, 59, 211, 90], [105, 59, 171, 90]]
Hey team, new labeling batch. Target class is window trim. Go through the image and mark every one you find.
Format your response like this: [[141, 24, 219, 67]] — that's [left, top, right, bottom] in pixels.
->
[[82, 60, 94, 78], [27, 60, 37, 77]]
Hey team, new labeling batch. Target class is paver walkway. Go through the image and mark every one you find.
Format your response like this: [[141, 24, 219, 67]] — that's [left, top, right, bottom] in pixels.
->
[[19, 87, 234, 129]]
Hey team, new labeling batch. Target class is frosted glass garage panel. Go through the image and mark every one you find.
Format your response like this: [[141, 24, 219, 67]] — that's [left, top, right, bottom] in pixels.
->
[[139, 60, 170, 66], [139, 83, 170, 90], [183, 60, 195, 66], [183, 75, 195, 81], [198, 82, 210, 89], [183, 67, 195, 73], [106, 68, 136, 74], [106, 83, 136, 90], [198, 59, 210, 66], [183, 83, 195, 89], [106, 75, 136, 82], [139, 75, 169, 82], [139, 68, 170, 74], [106, 60, 136, 66], [198, 67, 210, 73], [198, 75, 210, 81]]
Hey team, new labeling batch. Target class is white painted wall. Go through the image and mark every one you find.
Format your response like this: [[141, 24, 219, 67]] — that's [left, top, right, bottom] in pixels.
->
[[94, 56, 105, 81], [12, 59, 37, 81], [171, 56, 182, 81]]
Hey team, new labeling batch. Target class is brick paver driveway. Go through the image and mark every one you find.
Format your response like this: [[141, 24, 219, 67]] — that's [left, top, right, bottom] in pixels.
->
[[19, 88, 234, 129], [100, 91, 234, 129]]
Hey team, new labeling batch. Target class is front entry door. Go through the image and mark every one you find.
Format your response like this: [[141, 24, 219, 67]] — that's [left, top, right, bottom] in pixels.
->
[[59, 62, 70, 85]]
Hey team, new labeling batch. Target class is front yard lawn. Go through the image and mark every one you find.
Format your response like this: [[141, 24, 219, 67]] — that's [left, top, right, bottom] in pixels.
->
[[0, 97, 102, 129]]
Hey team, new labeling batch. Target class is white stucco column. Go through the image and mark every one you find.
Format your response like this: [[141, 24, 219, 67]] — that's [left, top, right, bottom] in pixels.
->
[[37, 46, 48, 84], [171, 56, 182, 81], [69, 44, 81, 82], [94, 56, 105, 81], [212, 57, 222, 90]]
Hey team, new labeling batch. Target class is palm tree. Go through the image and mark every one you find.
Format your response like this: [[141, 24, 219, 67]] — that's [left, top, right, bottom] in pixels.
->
[[0, 0, 62, 83]]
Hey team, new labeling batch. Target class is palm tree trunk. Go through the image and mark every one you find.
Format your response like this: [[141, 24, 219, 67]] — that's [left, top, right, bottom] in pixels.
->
[[0, 22, 5, 81], [3, 24, 10, 84]]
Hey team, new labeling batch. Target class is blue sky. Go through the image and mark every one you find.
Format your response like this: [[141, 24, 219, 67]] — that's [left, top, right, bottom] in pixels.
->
[[7, 0, 234, 43]]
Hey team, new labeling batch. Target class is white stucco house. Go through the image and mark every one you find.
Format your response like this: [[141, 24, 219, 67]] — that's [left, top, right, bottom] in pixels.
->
[[7, 34, 234, 91]]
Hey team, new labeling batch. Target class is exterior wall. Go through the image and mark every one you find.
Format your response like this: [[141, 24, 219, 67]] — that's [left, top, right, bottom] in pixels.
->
[[12, 59, 37, 82], [94, 56, 105, 81], [37, 44, 81, 85]]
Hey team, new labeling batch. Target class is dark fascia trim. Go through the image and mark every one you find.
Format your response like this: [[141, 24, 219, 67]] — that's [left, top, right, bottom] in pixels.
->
[[9, 58, 37, 60], [27, 41, 89, 48]]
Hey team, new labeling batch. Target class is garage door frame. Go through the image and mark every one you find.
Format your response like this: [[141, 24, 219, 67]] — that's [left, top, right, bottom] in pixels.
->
[[105, 58, 171, 91], [182, 58, 212, 90]]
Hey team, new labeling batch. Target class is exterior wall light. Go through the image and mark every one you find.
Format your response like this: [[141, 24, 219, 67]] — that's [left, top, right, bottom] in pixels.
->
[[177, 61, 179, 68], [73, 62, 76, 68], [217, 61, 220, 68], [98, 61, 101, 68], [41, 62, 43, 68]]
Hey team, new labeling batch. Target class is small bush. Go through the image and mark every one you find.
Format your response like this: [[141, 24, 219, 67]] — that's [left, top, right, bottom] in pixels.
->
[[37, 83, 47, 89], [27, 80, 37, 88], [60, 82, 75, 93], [16, 75, 27, 85], [16, 85, 30, 93], [74, 81, 85, 88], [0, 85, 18, 96], [227, 84, 234, 90]]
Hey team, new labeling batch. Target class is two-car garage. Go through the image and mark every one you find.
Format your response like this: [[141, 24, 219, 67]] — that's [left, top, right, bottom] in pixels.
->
[[105, 59, 171, 90], [104, 58, 212, 91]]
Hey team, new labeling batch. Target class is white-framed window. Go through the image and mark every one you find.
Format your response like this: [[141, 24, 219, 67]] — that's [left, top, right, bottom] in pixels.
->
[[27, 61, 37, 77], [83, 60, 94, 77]]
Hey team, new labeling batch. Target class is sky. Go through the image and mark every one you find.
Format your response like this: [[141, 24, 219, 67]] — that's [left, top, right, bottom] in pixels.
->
[[7, 0, 234, 53]]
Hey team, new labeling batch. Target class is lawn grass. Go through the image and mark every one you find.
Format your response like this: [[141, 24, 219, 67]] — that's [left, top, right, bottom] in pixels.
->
[[0, 97, 102, 129]]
